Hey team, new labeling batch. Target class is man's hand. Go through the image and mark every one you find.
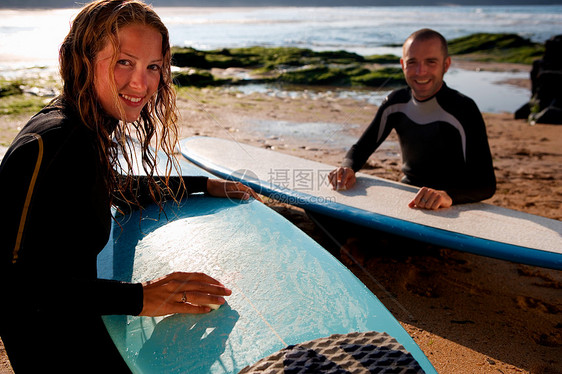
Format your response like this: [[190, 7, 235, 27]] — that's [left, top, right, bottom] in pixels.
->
[[409, 187, 452, 210], [329, 167, 356, 191]]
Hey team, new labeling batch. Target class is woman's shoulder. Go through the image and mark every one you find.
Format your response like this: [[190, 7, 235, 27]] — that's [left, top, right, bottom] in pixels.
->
[[24, 103, 78, 134], [20, 102, 93, 145], [5, 103, 96, 168]]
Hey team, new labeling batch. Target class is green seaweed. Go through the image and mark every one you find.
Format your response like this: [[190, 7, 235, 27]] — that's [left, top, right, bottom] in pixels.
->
[[169, 33, 545, 88], [172, 46, 365, 71], [448, 33, 544, 64], [277, 66, 349, 85], [0, 80, 23, 98], [351, 67, 405, 87], [276, 65, 405, 87], [173, 69, 231, 87], [0, 94, 47, 116], [364, 54, 401, 64]]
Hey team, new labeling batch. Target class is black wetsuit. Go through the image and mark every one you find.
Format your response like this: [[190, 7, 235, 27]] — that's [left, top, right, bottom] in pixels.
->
[[343, 82, 496, 204], [309, 83, 496, 250], [0, 104, 208, 372]]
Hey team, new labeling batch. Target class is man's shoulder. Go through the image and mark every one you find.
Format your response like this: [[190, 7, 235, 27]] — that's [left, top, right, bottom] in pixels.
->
[[376, 87, 412, 115], [384, 87, 412, 105], [438, 83, 478, 108]]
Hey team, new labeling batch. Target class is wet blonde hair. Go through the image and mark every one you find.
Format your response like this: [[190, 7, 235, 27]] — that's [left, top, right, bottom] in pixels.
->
[[58, 0, 181, 208]]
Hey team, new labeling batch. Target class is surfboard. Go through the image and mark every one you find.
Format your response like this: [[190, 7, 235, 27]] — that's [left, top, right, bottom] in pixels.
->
[[179, 136, 562, 271], [97, 151, 437, 373]]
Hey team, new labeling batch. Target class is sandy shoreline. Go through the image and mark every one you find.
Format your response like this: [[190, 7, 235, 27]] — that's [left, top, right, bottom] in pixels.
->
[[175, 77, 562, 373], [1, 63, 561, 373]]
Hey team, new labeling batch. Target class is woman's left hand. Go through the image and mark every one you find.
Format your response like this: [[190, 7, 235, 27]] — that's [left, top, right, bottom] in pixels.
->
[[206, 179, 263, 202]]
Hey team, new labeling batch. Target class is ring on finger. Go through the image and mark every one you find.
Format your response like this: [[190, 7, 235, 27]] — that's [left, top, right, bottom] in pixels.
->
[[181, 291, 187, 303]]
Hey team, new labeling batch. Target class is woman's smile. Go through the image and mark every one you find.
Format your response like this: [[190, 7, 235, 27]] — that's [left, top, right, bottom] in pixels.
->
[[94, 23, 163, 122], [120, 93, 143, 104]]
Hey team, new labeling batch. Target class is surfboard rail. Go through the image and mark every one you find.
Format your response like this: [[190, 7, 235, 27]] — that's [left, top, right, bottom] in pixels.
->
[[180, 136, 562, 271]]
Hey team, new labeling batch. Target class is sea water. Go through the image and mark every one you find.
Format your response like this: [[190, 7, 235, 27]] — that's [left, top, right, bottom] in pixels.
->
[[1, 5, 561, 113]]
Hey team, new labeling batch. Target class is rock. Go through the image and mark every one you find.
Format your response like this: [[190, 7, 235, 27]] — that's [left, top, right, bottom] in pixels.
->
[[515, 35, 562, 124]]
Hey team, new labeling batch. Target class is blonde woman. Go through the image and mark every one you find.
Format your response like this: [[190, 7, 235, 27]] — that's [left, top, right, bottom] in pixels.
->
[[0, 1, 257, 371]]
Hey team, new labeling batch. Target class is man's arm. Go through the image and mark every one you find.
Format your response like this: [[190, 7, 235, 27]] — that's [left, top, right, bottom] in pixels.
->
[[330, 94, 397, 190], [445, 98, 496, 204]]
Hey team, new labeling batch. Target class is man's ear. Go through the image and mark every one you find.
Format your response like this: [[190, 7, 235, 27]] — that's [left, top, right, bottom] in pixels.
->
[[443, 56, 452, 73]]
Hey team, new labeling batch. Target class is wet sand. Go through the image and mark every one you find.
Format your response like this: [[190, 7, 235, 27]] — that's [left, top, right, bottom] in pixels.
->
[[1, 62, 561, 373], [171, 72, 561, 373]]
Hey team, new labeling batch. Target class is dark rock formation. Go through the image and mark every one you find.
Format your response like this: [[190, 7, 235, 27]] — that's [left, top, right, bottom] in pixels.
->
[[515, 35, 562, 124]]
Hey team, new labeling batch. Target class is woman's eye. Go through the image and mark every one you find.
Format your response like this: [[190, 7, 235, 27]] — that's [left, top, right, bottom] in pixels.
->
[[148, 64, 162, 71], [117, 59, 131, 66]]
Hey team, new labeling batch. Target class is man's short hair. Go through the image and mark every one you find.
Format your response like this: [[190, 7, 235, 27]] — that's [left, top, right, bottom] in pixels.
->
[[404, 28, 449, 57]]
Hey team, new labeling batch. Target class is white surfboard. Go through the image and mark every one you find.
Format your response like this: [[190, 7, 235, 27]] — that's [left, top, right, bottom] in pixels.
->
[[180, 136, 562, 270]]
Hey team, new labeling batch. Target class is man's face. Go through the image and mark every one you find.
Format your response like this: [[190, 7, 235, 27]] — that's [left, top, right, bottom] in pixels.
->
[[400, 37, 451, 101]]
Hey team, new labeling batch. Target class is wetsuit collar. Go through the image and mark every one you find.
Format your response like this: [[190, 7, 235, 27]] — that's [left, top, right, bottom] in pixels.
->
[[411, 82, 448, 103]]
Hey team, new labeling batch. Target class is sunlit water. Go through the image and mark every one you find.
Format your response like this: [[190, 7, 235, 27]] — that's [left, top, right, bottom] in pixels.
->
[[1, 5, 560, 113]]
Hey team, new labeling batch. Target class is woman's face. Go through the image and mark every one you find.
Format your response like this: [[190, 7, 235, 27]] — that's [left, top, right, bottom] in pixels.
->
[[94, 23, 163, 123]]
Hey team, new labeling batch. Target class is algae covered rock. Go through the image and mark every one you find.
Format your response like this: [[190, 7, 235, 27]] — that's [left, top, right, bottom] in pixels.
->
[[169, 33, 543, 89], [0, 81, 23, 98], [448, 33, 544, 64], [171, 46, 404, 88]]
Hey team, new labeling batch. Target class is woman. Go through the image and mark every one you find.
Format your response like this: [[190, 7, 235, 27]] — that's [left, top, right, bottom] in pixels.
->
[[0, 1, 258, 372]]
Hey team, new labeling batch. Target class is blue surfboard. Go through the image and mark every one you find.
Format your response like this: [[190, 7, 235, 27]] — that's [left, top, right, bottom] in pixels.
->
[[179, 136, 562, 270], [97, 150, 437, 373]]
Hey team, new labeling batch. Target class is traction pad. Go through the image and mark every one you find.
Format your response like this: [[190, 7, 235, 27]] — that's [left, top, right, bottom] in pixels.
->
[[239, 331, 426, 374]]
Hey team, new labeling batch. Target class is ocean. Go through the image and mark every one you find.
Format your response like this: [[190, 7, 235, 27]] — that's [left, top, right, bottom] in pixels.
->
[[1, 5, 561, 113]]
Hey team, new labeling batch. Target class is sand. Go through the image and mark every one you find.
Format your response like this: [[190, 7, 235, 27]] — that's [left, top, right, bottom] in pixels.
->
[[1, 61, 561, 373]]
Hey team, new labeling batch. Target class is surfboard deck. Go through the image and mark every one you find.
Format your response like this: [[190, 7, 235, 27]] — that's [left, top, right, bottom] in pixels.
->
[[179, 136, 562, 270], [97, 152, 436, 373]]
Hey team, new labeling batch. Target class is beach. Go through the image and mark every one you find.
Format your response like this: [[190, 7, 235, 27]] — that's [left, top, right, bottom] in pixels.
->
[[1, 60, 561, 373]]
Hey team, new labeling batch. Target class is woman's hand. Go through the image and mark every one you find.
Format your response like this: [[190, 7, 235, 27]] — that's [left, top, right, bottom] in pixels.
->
[[140, 272, 232, 316], [206, 179, 263, 202], [408, 187, 453, 210]]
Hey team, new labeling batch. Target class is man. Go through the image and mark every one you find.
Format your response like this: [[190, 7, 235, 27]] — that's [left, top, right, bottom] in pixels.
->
[[330, 28, 496, 210], [319, 28, 496, 265]]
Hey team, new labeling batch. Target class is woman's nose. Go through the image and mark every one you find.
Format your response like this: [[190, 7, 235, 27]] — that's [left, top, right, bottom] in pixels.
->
[[129, 68, 148, 91]]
